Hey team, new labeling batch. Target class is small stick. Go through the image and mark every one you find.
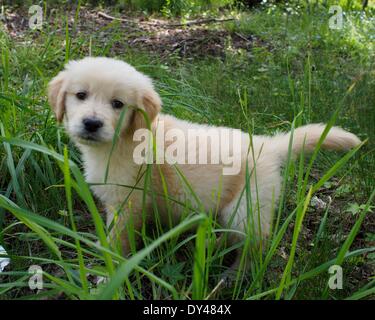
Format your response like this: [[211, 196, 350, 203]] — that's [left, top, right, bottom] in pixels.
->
[[206, 279, 226, 300], [234, 32, 251, 42], [167, 18, 235, 27], [98, 11, 140, 24], [98, 11, 235, 28]]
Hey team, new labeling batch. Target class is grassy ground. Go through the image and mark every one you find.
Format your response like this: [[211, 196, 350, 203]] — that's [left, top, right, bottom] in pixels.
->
[[0, 2, 374, 299]]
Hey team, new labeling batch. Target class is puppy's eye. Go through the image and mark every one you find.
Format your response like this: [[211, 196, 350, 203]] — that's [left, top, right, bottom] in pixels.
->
[[76, 92, 87, 100], [112, 99, 124, 109]]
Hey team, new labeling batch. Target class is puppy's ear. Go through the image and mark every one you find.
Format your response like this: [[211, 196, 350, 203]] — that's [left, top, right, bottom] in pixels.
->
[[48, 71, 67, 123], [133, 88, 162, 130]]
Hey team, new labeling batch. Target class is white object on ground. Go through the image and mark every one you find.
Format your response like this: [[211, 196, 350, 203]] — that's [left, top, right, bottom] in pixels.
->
[[0, 245, 10, 272], [311, 196, 327, 210]]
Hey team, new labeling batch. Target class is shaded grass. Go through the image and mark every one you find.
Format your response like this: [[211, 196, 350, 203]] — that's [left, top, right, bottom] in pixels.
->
[[0, 3, 374, 299]]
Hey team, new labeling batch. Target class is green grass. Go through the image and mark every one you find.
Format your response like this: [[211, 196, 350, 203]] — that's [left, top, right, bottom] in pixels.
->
[[0, 2, 374, 300]]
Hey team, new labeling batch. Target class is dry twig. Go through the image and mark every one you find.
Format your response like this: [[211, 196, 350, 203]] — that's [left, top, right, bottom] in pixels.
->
[[98, 11, 235, 28]]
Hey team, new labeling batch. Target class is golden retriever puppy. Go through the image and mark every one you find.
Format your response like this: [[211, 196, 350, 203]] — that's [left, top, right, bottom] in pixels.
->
[[48, 57, 361, 271]]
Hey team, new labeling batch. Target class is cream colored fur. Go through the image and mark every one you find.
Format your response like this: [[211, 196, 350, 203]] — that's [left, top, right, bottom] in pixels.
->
[[48, 57, 361, 266]]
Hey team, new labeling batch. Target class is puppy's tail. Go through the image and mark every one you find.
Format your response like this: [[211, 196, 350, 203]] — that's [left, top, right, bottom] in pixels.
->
[[274, 124, 361, 161]]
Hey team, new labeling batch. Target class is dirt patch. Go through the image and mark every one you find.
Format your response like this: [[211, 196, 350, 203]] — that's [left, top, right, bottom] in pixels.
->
[[0, 7, 265, 59], [130, 28, 267, 59]]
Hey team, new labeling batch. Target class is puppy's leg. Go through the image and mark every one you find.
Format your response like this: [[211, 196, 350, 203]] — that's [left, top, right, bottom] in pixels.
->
[[218, 235, 246, 288], [218, 185, 275, 287], [107, 208, 144, 256]]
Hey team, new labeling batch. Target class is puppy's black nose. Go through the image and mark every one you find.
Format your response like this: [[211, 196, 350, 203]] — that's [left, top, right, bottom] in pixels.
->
[[82, 118, 103, 132]]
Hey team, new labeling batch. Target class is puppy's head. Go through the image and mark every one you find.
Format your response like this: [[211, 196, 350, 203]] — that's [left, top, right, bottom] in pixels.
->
[[48, 57, 161, 145]]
